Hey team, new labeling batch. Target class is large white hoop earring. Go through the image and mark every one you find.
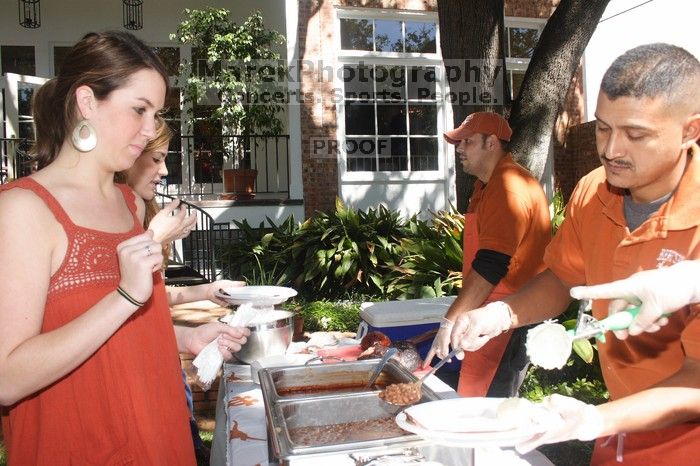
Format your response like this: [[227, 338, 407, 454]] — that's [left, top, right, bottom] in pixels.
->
[[71, 119, 97, 152]]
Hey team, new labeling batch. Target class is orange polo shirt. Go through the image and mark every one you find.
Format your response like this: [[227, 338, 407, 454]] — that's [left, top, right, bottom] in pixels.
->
[[468, 154, 551, 290], [544, 149, 700, 465]]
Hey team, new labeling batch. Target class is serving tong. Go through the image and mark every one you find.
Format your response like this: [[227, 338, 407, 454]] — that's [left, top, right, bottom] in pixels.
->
[[351, 447, 424, 465], [569, 299, 642, 343]]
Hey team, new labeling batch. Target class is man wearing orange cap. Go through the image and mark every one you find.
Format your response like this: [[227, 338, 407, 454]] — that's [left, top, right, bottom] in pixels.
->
[[423, 112, 551, 397], [451, 44, 700, 465]]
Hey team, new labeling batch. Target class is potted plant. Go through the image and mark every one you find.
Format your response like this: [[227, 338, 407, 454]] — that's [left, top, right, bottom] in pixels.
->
[[171, 8, 286, 199]]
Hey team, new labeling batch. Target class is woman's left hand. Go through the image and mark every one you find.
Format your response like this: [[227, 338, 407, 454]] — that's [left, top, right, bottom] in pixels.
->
[[185, 322, 250, 359], [207, 279, 246, 307]]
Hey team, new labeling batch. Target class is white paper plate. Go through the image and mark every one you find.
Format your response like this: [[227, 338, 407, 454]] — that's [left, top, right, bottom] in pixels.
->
[[215, 285, 297, 306], [396, 398, 545, 447]]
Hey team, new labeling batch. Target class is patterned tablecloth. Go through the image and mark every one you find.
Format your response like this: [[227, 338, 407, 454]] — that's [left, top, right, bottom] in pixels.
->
[[221, 364, 269, 466], [212, 362, 554, 466]]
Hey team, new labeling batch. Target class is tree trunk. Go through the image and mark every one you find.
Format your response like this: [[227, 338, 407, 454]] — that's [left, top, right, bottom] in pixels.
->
[[438, 0, 505, 212], [509, 0, 611, 180]]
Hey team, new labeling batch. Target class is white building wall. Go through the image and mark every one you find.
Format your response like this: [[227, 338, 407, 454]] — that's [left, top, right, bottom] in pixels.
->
[[583, 0, 700, 121], [1, 1, 286, 53], [340, 179, 451, 220], [1, 1, 302, 226]]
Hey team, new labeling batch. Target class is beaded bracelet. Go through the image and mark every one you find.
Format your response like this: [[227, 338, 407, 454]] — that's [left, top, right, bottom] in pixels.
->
[[116, 286, 145, 307]]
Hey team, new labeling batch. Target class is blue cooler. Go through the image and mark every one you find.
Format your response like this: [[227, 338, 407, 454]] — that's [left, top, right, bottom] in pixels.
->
[[357, 296, 459, 372]]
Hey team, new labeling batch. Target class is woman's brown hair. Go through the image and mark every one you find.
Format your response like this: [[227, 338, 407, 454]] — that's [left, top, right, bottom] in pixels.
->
[[31, 31, 169, 169]]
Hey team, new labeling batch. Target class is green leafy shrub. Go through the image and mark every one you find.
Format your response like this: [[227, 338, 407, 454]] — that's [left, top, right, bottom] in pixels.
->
[[218, 198, 466, 300], [286, 198, 410, 299], [521, 302, 608, 405], [550, 189, 567, 235], [218, 215, 298, 286], [383, 208, 464, 299], [288, 300, 362, 333]]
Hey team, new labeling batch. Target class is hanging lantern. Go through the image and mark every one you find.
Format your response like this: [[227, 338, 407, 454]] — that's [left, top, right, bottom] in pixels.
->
[[18, 0, 40, 29], [123, 0, 143, 30]]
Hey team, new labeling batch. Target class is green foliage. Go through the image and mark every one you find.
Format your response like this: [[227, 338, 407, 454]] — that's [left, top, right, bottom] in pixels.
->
[[521, 313, 608, 406], [171, 8, 286, 167], [287, 198, 411, 299], [218, 215, 297, 286], [288, 300, 362, 333], [218, 198, 464, 300], [383, 208, 464, 299], [550, 189, 567, 235], [521, 368, 609, 405]]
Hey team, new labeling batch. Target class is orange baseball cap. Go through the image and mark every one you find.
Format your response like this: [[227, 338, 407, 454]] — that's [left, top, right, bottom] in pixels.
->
[[443, 112, 512, 144]]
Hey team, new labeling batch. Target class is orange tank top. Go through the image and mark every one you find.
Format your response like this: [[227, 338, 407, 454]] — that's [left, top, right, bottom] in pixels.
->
[[0, 178, 195, 465]]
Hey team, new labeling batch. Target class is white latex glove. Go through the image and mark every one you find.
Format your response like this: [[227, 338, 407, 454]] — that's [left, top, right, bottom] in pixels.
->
[[571, 260, 700, 338], [450, 301, 512, 358], [148, 199, 197, 245], [423, 317, 454, 368], [515, 394, 604, 455]]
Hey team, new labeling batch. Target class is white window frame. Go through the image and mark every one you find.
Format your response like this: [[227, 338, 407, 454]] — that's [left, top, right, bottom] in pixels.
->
[[504, 17, 546, 99], [335, 7, 449, 183]]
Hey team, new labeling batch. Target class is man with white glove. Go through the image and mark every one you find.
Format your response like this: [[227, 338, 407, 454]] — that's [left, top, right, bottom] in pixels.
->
[[516, 394, 605, 454], [424, 112, 550, 398], [452, 44, 700, 465], [571, 260, 700, 338]]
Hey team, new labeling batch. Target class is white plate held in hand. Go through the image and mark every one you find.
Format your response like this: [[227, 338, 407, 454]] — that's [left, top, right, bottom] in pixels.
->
[[396, 398, 549, 448]]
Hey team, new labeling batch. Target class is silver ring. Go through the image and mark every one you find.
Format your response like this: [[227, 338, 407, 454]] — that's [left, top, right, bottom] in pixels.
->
[[145, 245, 152, 256], [226, 346, 232, 353]]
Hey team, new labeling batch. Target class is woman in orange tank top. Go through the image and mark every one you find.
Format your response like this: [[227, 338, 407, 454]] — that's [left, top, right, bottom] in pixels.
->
[[0, 31, 248, 465]]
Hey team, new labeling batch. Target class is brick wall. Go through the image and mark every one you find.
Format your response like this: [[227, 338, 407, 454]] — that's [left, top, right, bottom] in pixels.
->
[[557, 120, 600, 201], [297, 0, 587, 215], [505, 0, 558, 17], [297, 1, 439, 217], [180, 353, 220, 415]]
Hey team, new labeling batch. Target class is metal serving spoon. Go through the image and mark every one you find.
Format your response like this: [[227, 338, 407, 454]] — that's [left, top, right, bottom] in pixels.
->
[[366, 347, 399, 389], [379, 347, 463, 406]]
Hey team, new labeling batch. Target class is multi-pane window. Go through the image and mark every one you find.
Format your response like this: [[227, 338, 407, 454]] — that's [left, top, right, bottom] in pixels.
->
[[339, 15, 439, 173], [192, 103, 223, 184], [152, 47, 183, 185], [340, 18, 436, 53], [504, 21, 544, 100], [153, 47, 181, 77], [1, 46, 35, 76], [161, 87, 183, 185], [343, 64, 438, 172], [1, 46, 36, 140], [53, 46, 71, 74]]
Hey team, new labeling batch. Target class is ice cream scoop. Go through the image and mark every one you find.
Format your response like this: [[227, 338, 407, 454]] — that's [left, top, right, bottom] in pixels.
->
[[527, 301, 642, 370]]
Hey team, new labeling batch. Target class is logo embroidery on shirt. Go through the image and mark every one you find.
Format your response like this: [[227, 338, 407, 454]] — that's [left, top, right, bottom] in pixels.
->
[[656, 249, 685, 268]]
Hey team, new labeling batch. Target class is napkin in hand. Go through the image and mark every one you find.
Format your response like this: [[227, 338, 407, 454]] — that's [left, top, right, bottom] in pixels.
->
[[193, 303, 257, 390]]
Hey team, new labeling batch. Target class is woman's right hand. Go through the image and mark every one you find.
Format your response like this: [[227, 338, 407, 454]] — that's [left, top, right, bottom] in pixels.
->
[[116, 231, 163, 304], [148, 199, 197, 245]]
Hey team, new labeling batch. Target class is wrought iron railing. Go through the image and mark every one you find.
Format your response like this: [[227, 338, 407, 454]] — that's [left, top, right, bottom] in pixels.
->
[[161, 134, 290, 199], [155, 192, 234, 284], [1, 134, 291, 201], [0, 137, 33, 184]]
